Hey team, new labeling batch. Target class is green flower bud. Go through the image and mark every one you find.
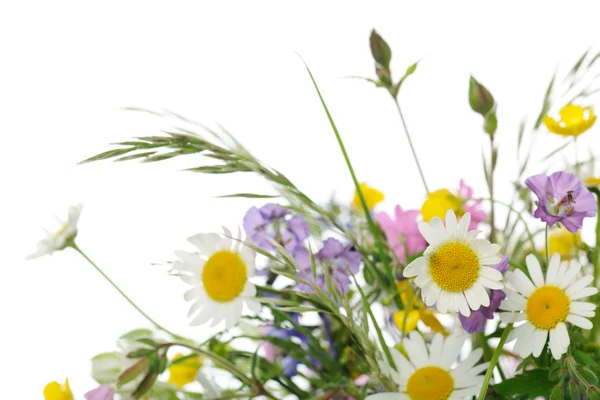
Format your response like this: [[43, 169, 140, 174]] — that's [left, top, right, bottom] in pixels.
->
[[118, 358, 150, 387], [369, 29, 392, 70], [469, 76, 495, 116]]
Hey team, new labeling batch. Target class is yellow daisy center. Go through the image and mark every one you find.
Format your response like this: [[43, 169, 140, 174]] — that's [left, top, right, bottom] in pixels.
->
[[202, 251, 247, 302], [406, 366, 454, 400], [429, 242, 480, 292], [526, 285, 570, 330]]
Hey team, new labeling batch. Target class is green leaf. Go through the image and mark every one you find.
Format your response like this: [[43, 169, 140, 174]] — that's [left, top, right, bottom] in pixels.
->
[[395, 61, 419, 95], [573, 350, 598, 367], [493, 369, 555, 398], [115, 151, 157, 162], [215, 193, 279, 199], [534, 73, 556, 129]]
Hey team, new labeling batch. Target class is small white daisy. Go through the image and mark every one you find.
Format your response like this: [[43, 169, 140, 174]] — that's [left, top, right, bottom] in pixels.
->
[[27, 204, 83, 259], [403, 209, 503, 316], [175, 228, 260, 329], [369, 332, 488, 400], [499, 253, 598, 360]]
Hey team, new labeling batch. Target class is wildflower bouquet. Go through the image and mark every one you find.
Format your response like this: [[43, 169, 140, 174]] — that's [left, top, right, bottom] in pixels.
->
[[34, 30, 600, 400]]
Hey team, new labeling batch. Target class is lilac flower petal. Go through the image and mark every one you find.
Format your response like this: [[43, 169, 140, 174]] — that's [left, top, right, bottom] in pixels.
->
[[525, 174, 549, 200], [459, 311, 486, 333], [84, 385, 114, 400], [287, 215, 310, 242], [319, 238, 345, 259], [481, 290, 506, 319], [259, 203, 289, 219], [243, 206, 267, 236], [294, 247, 311, 270], [491, 255, 509, 273]]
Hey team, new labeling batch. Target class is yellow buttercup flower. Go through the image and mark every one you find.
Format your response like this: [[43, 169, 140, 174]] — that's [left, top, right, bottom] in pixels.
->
[[543, 104, 596, 137], [168, 353, 203, 388], [584, 177, 600, 187], [393, 281, 445, 334], [44, 379, 73, 400], [420, 189, 461, 222], [548, 227, 581, 261], [352, 183, 384, 211]]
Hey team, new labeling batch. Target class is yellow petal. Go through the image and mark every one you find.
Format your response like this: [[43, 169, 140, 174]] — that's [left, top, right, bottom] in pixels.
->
[[168, 353, 203, 388], [543, 115, 569, 135], [420, 189, 461, 222], [353, 183, 384, 210], [419, 310, 446, 334], [548, 228, 581, 261], [584, 176, 600, 187], [43, 379, 73, 400], [393, 310, 420, 333], [560, 104, 585, 125]]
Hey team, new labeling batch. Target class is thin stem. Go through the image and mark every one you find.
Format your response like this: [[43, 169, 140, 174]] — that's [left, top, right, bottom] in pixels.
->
[[545, 225, 550, 269], [71, 243, 183, 340], [393, 98, 430, 194], [303, 61, 403, 311], [477, 324, 513, 400], [477, 198, 537, 252], [489, 135, 496, 243], [589, 194, 600, 340]]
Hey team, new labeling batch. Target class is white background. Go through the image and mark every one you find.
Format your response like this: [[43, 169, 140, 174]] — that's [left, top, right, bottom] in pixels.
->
[[1, 1, 600, 398]]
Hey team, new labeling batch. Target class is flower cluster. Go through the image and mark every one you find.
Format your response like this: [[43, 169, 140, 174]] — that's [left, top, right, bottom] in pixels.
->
[[31, 29, 600, 400]]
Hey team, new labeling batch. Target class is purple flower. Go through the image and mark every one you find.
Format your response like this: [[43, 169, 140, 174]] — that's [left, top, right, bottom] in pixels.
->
[[459, 256, 508, 333], [525, 171, 597, 232], [84, 385, 114, 400], [243, 204, 309, 254], [265, 314, 308, 377], [295, 238, 361, 294]]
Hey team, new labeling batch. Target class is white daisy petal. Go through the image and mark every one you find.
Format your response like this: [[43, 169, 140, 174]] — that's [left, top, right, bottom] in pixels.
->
[[472, 283, 490, 307], [545, 254, 561, 285], [499, 312, 527, 323], [464, 286, 481, 310], [405, 332, 429, 367], [451, 348, 483, 377], [554, 261, 570, 284], [450, 386, 482, 399], [440, 335, 466, 368], [457, 212, 471, 236], [428, 333, 444, 366], [559, 261, 582, 289], [555, 322, 571, 348], [403, 256, 427, 278], [507, 269, 536, 297], [566, 314, 593, 330], [549, 329, 566, 360], [187, 233, 222, 254], [364, 394, 405, 400], [525, 254, 545, 287], [438, 291, 450, 314], [424, 284, 442, 307], [418, 221, 442, 247], [479, 255, 503, 265], [477, 276, 504, 290], [565, 275, 594, 297], [479, 266, 503, 281], [570, 286, 599, 300], [531, 329, 548, 357], [456, 293, 471, 317], [445, 209, 458, 236]]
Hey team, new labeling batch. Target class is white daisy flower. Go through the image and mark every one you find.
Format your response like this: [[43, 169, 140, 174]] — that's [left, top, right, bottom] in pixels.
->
[[27, 204, 83, 259], [403, 209, 503, 316], [369, 332, 488, 400], [175, 228, 260, 329], [499, 253, 598, 360]]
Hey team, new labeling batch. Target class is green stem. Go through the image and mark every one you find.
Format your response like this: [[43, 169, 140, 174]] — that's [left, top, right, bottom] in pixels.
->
[[392, 98, 430, 194], [589, 194, 600, 340], [477, 198, 537, 251], [477, 324, 513, 400], [545, 225, 550, 270], [71, 243, 183, 340], [489, 135, 496, 243], [302, 61, 403, 311]]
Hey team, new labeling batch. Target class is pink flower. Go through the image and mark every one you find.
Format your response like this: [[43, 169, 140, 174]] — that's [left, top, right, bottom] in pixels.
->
[[376, 205, 426, 262], [84, 385, 114, 400], [458, 180, 487, 230]]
